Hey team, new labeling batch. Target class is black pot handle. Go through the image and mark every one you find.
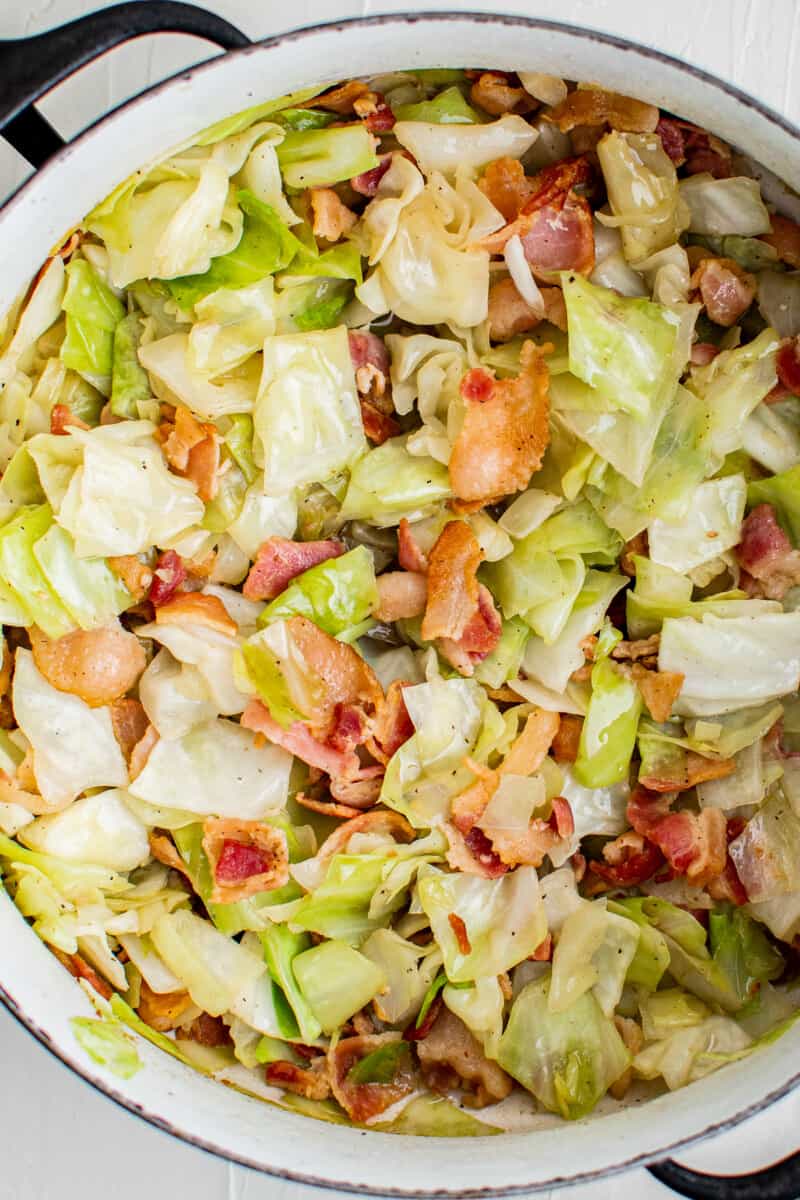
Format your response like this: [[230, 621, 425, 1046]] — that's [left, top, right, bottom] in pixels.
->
[[0, 0, 251, 168], [649, 1150, 800, 1198]]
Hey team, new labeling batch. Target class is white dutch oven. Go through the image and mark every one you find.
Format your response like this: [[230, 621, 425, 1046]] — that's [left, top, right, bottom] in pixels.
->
[[0, 7, 799, 1197]]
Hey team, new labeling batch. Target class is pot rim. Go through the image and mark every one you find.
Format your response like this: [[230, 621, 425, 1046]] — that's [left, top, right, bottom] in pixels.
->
[[2, 10, 800, 1194]]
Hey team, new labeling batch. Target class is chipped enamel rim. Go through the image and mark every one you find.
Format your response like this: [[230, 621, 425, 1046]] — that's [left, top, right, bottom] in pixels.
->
[[2, 12, 800, 1196]]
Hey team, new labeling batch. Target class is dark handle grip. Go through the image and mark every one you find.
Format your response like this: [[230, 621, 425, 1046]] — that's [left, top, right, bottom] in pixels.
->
[[0, 0, 251, 167], [649, 1150, 800, 1198]]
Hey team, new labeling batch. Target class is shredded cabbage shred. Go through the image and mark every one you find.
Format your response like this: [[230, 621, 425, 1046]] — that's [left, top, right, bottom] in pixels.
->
[[2, 69, 800, 1136]]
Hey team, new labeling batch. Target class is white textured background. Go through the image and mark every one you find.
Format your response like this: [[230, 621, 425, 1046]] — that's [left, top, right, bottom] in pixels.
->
[[1, 1, 799, 1197]]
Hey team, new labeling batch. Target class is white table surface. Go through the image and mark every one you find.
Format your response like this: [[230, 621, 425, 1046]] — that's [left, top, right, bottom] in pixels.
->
[[1, 1, 800, 1197]]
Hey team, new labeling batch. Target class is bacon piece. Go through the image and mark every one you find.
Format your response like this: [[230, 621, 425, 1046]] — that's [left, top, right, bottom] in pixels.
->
[[361, 401, 400, 445], [609, 1015, 644, 1100], [470, 71, 535, 116], [545, 88, 658, 133], [690, 342, 720, 367], [707, 822, 749, 906], [314, 809, 414, 870], [416, 1008, 512, 1108], [137, 981, 193, 1032], [422, 521, 483, 643], [639, 750, 735, 793], [295, 792, 362, 820], [351, 153, 392, 197], [627, 786, 727, 886], [108, 554, 152, 602], [374, 571, 427, 621], [109, 697, 149, 762], [329, 1034, 416, 1122], [762, 214, 800, 268], [631, 664, 684, 723], [691, 257, 756, 327], [0, 643, 11, 698], [551, 714, 583, 763], [329, 769, 384, 809], [357, 94, 395, 133], [777, 336, 800, 397], [311, 80, 370, 114], [52, 949, 114, 999], [184, 1012, 231, 1047], [148, 550, 187, 607], [267, 1059, 331, 1101], [29, 621, 146, 708], [367, 680, 414, 764], [397, 518, 429, 573], [288, 615, 383, 729], [450, 341, 550, 505], [50, 404, 89, 435], [440, 585, 502, 675], [461, 825, 507, 877], [158, 405, 219, 502], [243, 537, 344, 602], [611, 634, 660, 663], [309, 187, 357, 242], [130, 724, 158, 782], [588, 831, 664, 888], [148, 830, 191, 881], [328, 702, 370, 755], [656, 117, 686, 164], [404, 993, 444, 1042], [202, 817, 289, 904], [736, 503, 800, 600], [349, 331, 393, 422], [479, 157, 536, 222], [655, 118, 732, 177], [241, 702, 362, 779], [488, 277, 542, 341], [155, 591, 237, 636], [448, 912, 472, 955]]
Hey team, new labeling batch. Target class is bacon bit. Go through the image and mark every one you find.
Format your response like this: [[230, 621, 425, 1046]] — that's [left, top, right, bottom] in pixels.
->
[[627, 786, 727, 886], [479, 156, 536, 222], [442, 585, 502, 672], [397, 518, 429, 573], [691, 257, 756, 327], [243, 537, 344, 602], [349, 330, 392, 403], [691, 342, 720, 367], [56, 231, 82, 261], [552, 714, 583, 763], [416, 1008, 512, 1108], [450, 770, 499, 838], [609, 1016, 643, 1100], [0, 642, 11, 698], [656, 116, 686, 164], [329, 769, 384, 809], [611, 633, 660, 663], [50, 404, 90, 435], [130, 723, 159, 782], [329, 1034, 416, 1121], [571, 851, 587, 882], [487, 277, 542, 342], [422, 521, 483, 643], [762, 213, 800, 268], [313, 810, 415, 872], [155, 591, 238, 637], [736, 504, 800, 600], [148, 830, 191, 881], [361, 401, 400, 444], [777, 336, 800, 397], [541, 286, 569, 331], [137, 981, 193, 1033], [29, 622, 146, 708], [202, 817, 289, 904], [470, 72, 536, 117], [184, 1012, 231, 1047], [311, 79, 370, 114], [309, 187, 357, 242], [328, 702, 369, 754], [448, 912, 472, 955], [158, 404, 220, 502], [588, 831, 664, 888], [108, 554, 152, 603], [550, 796, 574, 837], [403, 993, 444, 1042], [289, 614, 383, 728], [450, 341, 550, 505], [462, 826, 508, 878], [374, 570, 427, 621], [52, 948, 114, 999], [545, 88, 658, 134], [367, 680, 414, 764], [531, 933, 553, 962], [295, 792, 362, 820], [242, 701, 361, 779], [148, 550, 187, 607], [619, 531, 648, 578], [639, 750, 735, 793], [356, 94, 395, 133], [351, 153, 393, 197], [109, 697, 150, 763], [267, 1059, 332, 1101], [631, 664, 684, 724], [504, 707, 561, 776], [708, 821, 749, 905]]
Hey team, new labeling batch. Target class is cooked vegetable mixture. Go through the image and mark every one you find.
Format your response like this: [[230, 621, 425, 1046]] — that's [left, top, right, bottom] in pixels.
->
[[2, 68, 800, 1133]]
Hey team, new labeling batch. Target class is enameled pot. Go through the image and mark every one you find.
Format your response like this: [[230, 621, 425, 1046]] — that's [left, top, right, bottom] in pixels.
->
[[0, 7, 799, 1197]]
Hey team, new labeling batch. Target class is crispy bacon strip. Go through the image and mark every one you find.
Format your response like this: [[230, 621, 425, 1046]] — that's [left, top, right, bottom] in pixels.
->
[[295, 792, 362, 820], [110, 697, 150, 763], [552, 714, 583, 763], [479, 156, 536, 222], [108, 554, 152, 602], [448, 912, 472, 955], [29, 622, 146, 708], [438, 586, 503, 676], [202, 818, 289, 904], [158, 404, 220, 502], [449, 341, 550, 505], [736, 504, 800, 600], [243, 537, 344, 602], [314, 810, 414, 870], [588, 831, 664, 888], [241, 701, 362, 779], [470, 71, 536, 116], [311, 79, 369, 113], [762, 214, 800, 268], [544, 88, 658, 133], [137, 981, 193, 1033], [309, 187, 357, 241], [148, 830, 191, 881], [657, 118, 732, 178], [367, 680, 414, 764], [351, 153, 393, 197], [639, 750, 735, 793], [421, 521, 483, 643], [52, 949, 114, 999], [487, 278, 565, 341], [690, 256, 756, 327], [329, 1034, 416, 1122], [397, 518, 429, 573], [631, 664, 684, 724], [627, 786, 727, 886], [155, 592, 238, 636], [329, 770, 384, 810], [777, 336, 800, 396], [374, 571, 427, 621], [148, 550, 187, 607], [130, 724, 159, 781], [416, 1008, 512, 1108], [360, 402, 400, 445], [288, 615, 383, 730], [266, 1059, 331, 1100]]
